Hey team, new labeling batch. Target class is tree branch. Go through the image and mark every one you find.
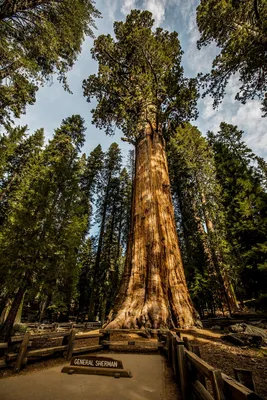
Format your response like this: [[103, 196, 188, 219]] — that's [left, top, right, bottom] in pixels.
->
[[0, 0, 62, 21]]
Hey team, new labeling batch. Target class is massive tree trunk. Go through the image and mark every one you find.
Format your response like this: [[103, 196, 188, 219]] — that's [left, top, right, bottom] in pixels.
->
[[106, 126, 198, 329]]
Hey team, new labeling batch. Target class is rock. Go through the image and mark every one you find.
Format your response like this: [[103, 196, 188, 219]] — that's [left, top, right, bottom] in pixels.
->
[[221, 333, 263, 348], [229, 323, 247, 333], [221, 334, 246, 346], [211, 325, 221, 330], [229, 323, 267, 346]]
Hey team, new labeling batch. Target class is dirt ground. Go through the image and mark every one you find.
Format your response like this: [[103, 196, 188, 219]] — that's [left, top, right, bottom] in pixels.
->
[[179, 328, 267, 399], [0, 354, 179, 400]]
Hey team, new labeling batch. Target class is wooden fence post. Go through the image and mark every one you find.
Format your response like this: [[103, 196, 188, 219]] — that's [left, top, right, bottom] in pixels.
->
[[66, 329, 76, 361], [177, 343, 191, 400], [99, 330, 110, 350], [182, 336, 191, 351], [14, 332, 30, 373], [171, 336, 178, 378], [234, 368, 256, 393], [211, 369, 226, 400], [191, 345, 206, 388]]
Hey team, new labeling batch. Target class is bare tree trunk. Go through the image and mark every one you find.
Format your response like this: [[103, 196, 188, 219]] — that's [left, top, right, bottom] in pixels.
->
[[0, 172, 18, 202], [14, 293, 25, 324], [192, 200, 224, 312], [108, 159, 136, 320], [88, 178, 110, 319], [0, 299, 12, 323], [0, 284, 27, 341], [199, 191, 239, 314], [106, 126, 198, 329]]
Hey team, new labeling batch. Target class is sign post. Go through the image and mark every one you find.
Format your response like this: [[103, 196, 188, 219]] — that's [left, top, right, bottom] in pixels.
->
[[61, 355, 132, 378]]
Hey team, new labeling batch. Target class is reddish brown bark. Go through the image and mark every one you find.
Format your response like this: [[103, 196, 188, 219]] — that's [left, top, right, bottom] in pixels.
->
[[106, 127, 198, 329]]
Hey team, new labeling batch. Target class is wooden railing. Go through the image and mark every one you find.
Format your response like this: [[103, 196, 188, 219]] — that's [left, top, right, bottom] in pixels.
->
[[201, 316, 265, 329], [0, 325, 104, 373], [25, 321, 101, 331], [161, 331, 264, 400], [0, 326, 264, 400]]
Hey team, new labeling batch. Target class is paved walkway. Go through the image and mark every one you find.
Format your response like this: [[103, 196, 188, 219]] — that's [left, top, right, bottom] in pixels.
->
[[0, 354, 177, 400]]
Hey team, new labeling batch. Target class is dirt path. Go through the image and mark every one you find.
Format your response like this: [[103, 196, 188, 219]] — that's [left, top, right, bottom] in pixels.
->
[[0, 353, 178, 400]]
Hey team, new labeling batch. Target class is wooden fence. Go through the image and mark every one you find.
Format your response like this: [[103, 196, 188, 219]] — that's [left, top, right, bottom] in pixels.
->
[[0, 326, 264, 400], [161, 331, 264, 400], [202, 316, 266, 329], [26, 321, 101, 331], [0, 323, 103, 373]]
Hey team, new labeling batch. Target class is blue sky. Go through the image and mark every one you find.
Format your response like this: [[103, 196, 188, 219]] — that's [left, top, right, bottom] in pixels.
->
[[17, 0, 267, 161]]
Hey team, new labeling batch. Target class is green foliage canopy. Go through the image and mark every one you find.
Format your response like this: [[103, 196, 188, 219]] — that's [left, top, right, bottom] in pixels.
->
[[83, 10, 198, 141], [208, 122, 267, 298], [197, 0, 267, 114], [0, 0, 99, 124]]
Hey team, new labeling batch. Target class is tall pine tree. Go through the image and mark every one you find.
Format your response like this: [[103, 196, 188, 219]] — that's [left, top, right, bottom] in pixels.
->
[[208, 122, 267, 302]]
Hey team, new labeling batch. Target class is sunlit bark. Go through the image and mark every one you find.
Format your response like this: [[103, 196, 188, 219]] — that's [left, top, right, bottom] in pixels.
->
[[106, 126, 198, 329]]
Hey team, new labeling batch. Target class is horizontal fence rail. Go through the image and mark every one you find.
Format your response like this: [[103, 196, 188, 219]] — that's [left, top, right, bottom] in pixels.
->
[[0, 325, 103, 372], [163, 331, 263, 400]]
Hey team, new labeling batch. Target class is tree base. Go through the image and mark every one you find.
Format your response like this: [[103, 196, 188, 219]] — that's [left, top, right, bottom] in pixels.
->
[[104, 300, 199, 330]]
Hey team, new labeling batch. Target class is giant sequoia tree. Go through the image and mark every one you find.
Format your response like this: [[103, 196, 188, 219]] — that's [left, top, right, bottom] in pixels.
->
[[83, 10, 199, 329]]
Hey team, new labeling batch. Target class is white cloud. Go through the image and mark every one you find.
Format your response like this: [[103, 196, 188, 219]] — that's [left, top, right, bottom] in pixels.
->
[[105, 0, 120, 20], [120, 0, 169, 26], [202, 97, 218, 120], [144, 0, 168, 25], [121, 0, 137, 16], [196, 76, 267, 158]]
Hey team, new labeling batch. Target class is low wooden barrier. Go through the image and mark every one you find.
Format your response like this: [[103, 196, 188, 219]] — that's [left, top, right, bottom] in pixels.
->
[[201, 316, 266, 329], [0, 326, 264, 400], [98, 329, 165, 352], [0, 327, 161, 372], [162, 331, 263, 400], [26, 321, 101, 331], [0, 328, 104, 373]]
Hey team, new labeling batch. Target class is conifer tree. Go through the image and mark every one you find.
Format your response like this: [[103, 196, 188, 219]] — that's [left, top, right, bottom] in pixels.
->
[[196, 0, 267, 113], [83, 10, 199, 328], [0, 0, 99, 124], [88, 143, 122, 320], [167, 123, 238, 315], [0, 115, 87, 339], [80, 144, 104, 231], [77, 237, 97, 318], [98, 167, 132, 323], [208, 123, 267, 301]]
